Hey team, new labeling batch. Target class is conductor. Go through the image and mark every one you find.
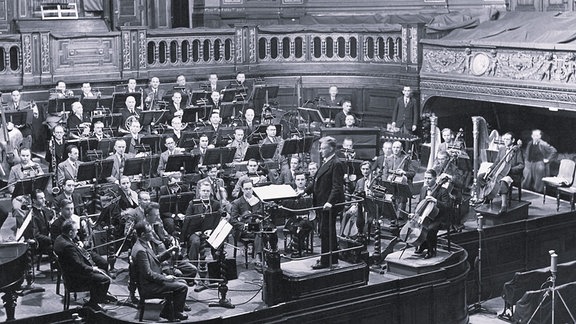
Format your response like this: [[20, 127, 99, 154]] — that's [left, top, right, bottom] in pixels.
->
[[306, 136, 345, 270]]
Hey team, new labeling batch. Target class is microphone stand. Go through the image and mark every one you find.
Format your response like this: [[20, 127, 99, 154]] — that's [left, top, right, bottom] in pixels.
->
[[468, 214, 495, 315]]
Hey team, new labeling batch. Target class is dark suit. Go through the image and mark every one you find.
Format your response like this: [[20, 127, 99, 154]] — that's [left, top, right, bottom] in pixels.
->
[[391, 96, 419, 133], [321, 95, 343, 107], [53, 192, 84, 215], [67, 114, 90, 133], [45, 139, 66, 172], [417, 183, 451, 252], [123, 133, 145, 155], [306, 155, 345, 265], [182, 199, 221, 260], [56, 159, 81, 187], [121, 108, 142, 131], [143, 87, 167, 110], [118, 189, 139, 211], [31, 206, 54, 253], [333, 111, 348, 128], [130, 239, 188, 313], [53, 234, 110, 305]]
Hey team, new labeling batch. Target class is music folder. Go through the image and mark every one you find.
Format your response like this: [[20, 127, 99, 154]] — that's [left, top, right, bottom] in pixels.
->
[[207, 218, 233, 250], [243, 143, 277, 161], [123, 157, 146, 176], [4, 111, 29, 126], [159, 192, 195, 216], [77, 161, 97, 182], [47, 97, 78, 114], [140, 109, 169, 126], [165, 154, 201, 174]]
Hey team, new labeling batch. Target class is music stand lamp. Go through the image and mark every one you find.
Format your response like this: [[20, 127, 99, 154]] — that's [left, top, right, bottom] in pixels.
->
[[468, 214, 496, 315], [207, 219, 235, 309]]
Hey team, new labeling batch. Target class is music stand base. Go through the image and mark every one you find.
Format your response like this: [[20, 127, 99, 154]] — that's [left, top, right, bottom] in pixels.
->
[[468, 302, 495, 315], [208, 298, 235, 309]]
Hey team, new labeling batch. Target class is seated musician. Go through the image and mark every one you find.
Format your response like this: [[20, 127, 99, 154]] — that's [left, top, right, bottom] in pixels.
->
[[191, 134, 211, 166], [123, 119, 145, 155], [131, 221, 189, 321], [175, 75, 191, 95], [159, 173, 190, 196], [6, 89, 34, 149], [202, 111, 222, 142], [31, 189, 54, 256], [182, 181, 222, 262], [53, 179, 85, 215], [126, 78, 137, 93], [53, 219, 111, 312], [50, 199, 108, 271], [164, 117, 188, 148], [372, 141, 393, 172], [333, 100, 353, 128], [206, 73, 222, 93], [49, 80, 74, 99], [143, 77, 166, 110], [230, 178, 270, 269], [157, 136, 183, 176], [414, 169, 451, 259], [197, 166, 228, 205], [120, 96, 140, 133], [282, 172, 314, 257], [80, 82, 96, 100], [168, 91, 184, 121], [259, 124, 285, 178], [122, 191, 150, 237], [339, 137, 356, 160], [67, 102, 91, 138], [118, 176, 139, 211], [92, 120, 111, 142], [106, 139, 131, 183], [351, 161, 377, 236], [226, 127, 249, 164], [343, 115, 357, 128], [307, 162, 318, 188], [382, 141, 416, 217], [522, 129, 557, 193], [437, 128, 463, 154], [477, 132, 524, 213], [232, 158, 269, 198], [230, 72, 252, 101], [210, 91, 221, 111], [56, 145, 85, 187], [45, 125, 67, 173], [277, 156, 301, 187], [242, 108, 259, 135], [8, 148, 44, 233]]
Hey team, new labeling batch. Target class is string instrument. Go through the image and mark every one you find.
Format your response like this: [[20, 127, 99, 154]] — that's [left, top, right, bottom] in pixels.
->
[[386, 154, 409, 184], [0, 95, 22, 179], [478, 144, 520, 201], [399, 175, 450, 246]]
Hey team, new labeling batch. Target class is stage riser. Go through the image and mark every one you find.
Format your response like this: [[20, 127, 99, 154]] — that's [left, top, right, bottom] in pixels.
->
[[452, 209, 576, 303]]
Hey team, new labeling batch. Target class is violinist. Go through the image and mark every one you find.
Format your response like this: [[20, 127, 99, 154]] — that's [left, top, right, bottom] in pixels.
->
[[8, 148, 43, 232], [414, 169, 451, 259], [372, 141, 393, 173], [31, 190, 54, 256], [477, 132, 524, 213], [339, 137, 356, 160], [6, 90, 34, 149], [382, 141, 415, 216], [353, 161, 377, 235], [197, 166, 228, 206], [232, 159, 269, 198]]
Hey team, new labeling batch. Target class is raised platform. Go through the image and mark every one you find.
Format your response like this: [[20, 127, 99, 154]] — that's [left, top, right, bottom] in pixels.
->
[[386, 247, 456, 276], [474, 200, 531, 226]]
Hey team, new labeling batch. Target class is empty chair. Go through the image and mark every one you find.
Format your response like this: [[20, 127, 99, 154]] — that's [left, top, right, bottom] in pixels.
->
[[542, 159, 576, 205]]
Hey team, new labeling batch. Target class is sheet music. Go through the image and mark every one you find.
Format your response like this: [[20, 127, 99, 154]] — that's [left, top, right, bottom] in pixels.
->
[[207, 219, 233, 249], [15, 210, 33, 242], [252, 184, 298, 201]]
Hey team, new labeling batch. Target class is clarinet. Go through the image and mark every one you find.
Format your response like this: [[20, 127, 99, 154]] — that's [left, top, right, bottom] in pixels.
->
[[50, 138, 60, 195]]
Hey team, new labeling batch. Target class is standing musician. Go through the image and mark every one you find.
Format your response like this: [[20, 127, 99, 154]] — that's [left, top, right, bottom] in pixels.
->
[[477, 132, 524, 213], [322, 86, 343, 107], [53, 219, 111, 312], [56, 145, 84, 187], [305, 136, 345, 270], [413, 169, 451, 259], [8, 148, 43, 233], [522, 129, 557, 193], [226, 127, 249, 164], [232, 159, 269, 198], [45, 125, 66, 173], [131, 221, 189, 322], [382, 141, 415, 216]]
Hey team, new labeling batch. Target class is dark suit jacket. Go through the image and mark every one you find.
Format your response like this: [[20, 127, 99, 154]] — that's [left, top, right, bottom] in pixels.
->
[[45, 140, 66, 172], [181, 199, 221, 241], [53, 234, 96, 289], [123, 133, 146, 155], [333, 111, 348, 128], [31, 206, 53, 249], [494, 146, 525, 182], [121, 108, 142, 130], [53, 192, 84, 215], [118, 189, 139, 211], [391, 96, 419, 130], [321, 95, 343, 107], [67, 114, 90, 133], [143, 87, 167, 109], [307, 155, 345, 207], [130, 239, 173, 297]]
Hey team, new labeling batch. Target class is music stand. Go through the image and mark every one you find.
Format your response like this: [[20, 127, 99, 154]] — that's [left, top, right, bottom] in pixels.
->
[[190, 91, 209, 105], [248, 124, 282, 145], [4, 111, 28, 126], [380, 180, 413, 214], [219, 102, 240, 122], [253, 184, 298, 201], [123, 157, 145, 177], [97, 138, 116, 156], [92, 159, 114, 183], [70, 138, 98, 161], [81, 98, 100, 115], [220, 88, 237, 103], [207, 219, 235, 309], [140, 135, 162, 154], [213, 127, 235, 147], [165, 154, 201, 174], [112, 92, 142, 113], [140, 110, 169, 127], [298, 107, 325, 133], [48, 97, 77, 114], [244, 144, 278, 161], [181, 106, 205, 124], [77, 162, 97, 183], [280, 136, 314, 156], [159, 192, 195, 216], [252, 85, 279, 101], [11, 174, 51, 199], [203, 147, 237, 166], [179, 132, 197, 150], [141, 155, 160, 178]]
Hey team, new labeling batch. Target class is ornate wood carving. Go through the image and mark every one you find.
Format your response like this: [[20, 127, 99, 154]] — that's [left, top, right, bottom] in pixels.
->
[[401, 27, 408, 63], [138, 30, 146, 68], [409, 26, 418, 64], [249, 26, 257, 63], [40, 33, 50, 73], [22, 34, 31, 74], [122, 30, 131, 69]]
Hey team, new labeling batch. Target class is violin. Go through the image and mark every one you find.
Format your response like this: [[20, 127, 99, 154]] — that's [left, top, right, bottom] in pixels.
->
[[386, 154, 409, 184]]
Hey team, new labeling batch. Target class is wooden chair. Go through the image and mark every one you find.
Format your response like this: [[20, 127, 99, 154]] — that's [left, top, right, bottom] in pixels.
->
[[542, 159, 576, 205], [233, 235, 255, 269], [53, 252, 90, 310], [557, 179, 576, 211], [129, 256, 174, 322]]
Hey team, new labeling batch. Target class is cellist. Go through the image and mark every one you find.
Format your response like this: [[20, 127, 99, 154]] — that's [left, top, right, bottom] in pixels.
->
[[414, 169, 451, 259], [477, 132, 524, 213]]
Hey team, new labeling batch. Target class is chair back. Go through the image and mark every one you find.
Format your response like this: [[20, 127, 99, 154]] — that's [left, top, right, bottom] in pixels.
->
[[557, 159, 576, 186]]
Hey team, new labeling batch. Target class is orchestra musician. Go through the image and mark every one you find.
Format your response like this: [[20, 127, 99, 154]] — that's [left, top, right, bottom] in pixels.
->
[[53, 179, 84, 215], [277, 156, 301, 186], [305, 136, 345, 270], [106, 139, 131, 183], [174, 75, 192, 97], [30, 190, 54, 256], [67, 102, 91, 137], [227, 127, 249, 164], [477, 132, 524, 213], [242, 108, 259, 134], [282, 172, 314, 258], [118, 176, 139, 211], [126, 78, 138, 93], [157, 137, 184, 176], [352, 161, 376, 236], [372, 141, 393, 172], [165, 117, 188, 148], [206, 74, 222, 93], [143, 77, 166, 110], [382, 141, 416, 216], [6, 90, 34, 149], [159, 173, 190, 196], [122, 191, 150, 237], [131, 221, 189, 321], [343, 115, 357, 128], [322, 86, 343, 107], [232, 159, 269, 198], [8, 148, 43, 233], [229, 178, 267, 269], [413, 169, 451, 259], [333, 100, 353, 128], [307, 162, 318, 188], [120, 96, 141, 133], [339, 137, 356, 160], [522, 129, 557, 193], [229, 72, 252, 102], [210, 91, 221, 112], [260, 123, 281, 145], [437, 128, 463, 154], [45, 125, 66, 173], [56, 145, 83, 187], [92, 121, 111, 142], [49, 80, 74, 99], [191, 134, 210, 166], [80, 82, 96, 100], [197, 166, 228, 205], [53, 219, 111, 312], [391, 86, 418, 134], [123, 118, 145, 155], [167, 91, 184, 121], [202, 111, 222, 144]]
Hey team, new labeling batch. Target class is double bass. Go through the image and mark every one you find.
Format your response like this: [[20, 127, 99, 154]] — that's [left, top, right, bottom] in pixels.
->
[[399, 175, 450, 247], [477, 144, 520, 202]]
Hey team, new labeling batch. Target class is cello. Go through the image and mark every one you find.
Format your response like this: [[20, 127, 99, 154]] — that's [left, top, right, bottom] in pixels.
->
[[477, 143, 520, 202], [399, 174, 450, 247]]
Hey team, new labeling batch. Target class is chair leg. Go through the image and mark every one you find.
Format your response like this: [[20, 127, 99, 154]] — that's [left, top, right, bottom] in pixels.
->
[[138, 300, 145, 322], [571, 194, 575, 212], [543, 185, 546, 204], [518, 185, 522, 201], [557, 191, 561, 212], [244, 243, 249, 269]]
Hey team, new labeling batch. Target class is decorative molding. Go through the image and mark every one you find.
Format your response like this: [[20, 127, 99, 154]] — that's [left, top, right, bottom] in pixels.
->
[[235, 27, 243, 63], [40, 33, 50, 73], [22, 34, 31, 74], [249, 27, 257, 63], [401, 27, 407, 63], [122, 31, 131, 69], [409, 26, 418, 64], [138, 30, 146, 68]]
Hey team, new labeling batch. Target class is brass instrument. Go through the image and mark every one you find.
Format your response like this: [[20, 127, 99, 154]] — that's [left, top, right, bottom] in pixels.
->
[[49, 138, 60, 195]]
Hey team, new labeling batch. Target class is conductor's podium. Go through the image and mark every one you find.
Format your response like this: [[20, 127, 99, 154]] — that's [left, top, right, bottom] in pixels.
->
[[474, 200, 530, 226]]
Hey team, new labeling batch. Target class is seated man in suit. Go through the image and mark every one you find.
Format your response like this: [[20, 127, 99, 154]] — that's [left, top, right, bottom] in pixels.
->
[[54, 219, 111, 312], [53, 179, 85, 216], [118, 176, 139, 211], [282, 172, 314, 257], [126, 78, 137, 93], [31, 189, 55, 257], [120, 96, 140, 133], [67, 102, 91, 138], [333, 100, 353, 128], [322, 85, 343, 107], [159, 172, 190, 196], [56, 145, 85, 188], [123, 119, 145, 155], [232, 159, 269, 198], [157, 136, 185, 176], [131, 221, 188, 321], [143, 77, 166, 110], [226, 127, 249, 164], [277, 156, 300, 187], [106, 139, 132, 183]]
